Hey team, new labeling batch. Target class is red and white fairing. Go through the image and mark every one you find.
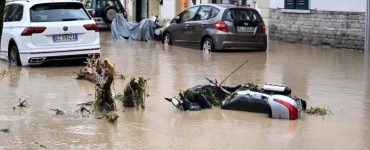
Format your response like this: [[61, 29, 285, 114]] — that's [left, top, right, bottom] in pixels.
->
[[268, 95, 302, 120]]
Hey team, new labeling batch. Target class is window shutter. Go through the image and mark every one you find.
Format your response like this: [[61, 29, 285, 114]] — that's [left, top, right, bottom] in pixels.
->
[[296, 0, 309, 10], [285, 0, 296, 9]]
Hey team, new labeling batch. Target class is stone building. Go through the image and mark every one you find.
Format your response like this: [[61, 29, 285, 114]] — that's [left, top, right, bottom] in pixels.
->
[[269, 0, 366, 50]]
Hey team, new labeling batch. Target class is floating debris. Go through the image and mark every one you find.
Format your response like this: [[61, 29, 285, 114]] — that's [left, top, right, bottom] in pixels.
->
[[50, 109, 64, 115], [76, 104, 92, 117], [106, 112, 119, 123], [34, 142, 47, 149], [17, 98, 29, 107], [115, 72, 126, 80], [122, 77, 149, 109], [1, 128, 10, 133], [39, 145, 47, 149], [77, 101, 94, 107], [0, 70, 9, 78], [76, 101, 93, 117], [305, 106, 332, 116]]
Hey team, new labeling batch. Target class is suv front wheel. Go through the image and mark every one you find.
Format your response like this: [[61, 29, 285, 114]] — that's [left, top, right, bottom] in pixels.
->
[[8, 43, 22, 66]]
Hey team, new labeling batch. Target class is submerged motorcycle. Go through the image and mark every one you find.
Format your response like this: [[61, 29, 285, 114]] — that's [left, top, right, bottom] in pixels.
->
[[166, 84, 307, 120], [221, 84, 306, 120]]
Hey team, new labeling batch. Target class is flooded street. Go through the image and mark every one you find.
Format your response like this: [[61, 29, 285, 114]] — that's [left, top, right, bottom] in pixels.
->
[[1, 32, 369, 149]]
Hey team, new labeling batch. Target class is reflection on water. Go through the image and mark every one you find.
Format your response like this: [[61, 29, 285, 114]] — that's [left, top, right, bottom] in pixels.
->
[[0, 32, 369, 149]]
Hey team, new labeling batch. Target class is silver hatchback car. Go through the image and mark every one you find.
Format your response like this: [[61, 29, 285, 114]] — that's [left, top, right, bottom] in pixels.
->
[[162, 4, 267, 51]]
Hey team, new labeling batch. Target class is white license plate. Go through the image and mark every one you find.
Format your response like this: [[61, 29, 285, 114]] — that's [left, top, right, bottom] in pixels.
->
[[53, 34, 78, 42], [236, 26, 256, 32]]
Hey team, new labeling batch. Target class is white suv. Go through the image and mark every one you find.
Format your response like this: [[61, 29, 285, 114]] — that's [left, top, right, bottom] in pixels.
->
[[0, 0, 101, 66]]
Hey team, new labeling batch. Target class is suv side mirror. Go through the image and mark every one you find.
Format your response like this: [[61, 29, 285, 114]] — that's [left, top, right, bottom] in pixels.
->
[[172, 16, 180, 23]]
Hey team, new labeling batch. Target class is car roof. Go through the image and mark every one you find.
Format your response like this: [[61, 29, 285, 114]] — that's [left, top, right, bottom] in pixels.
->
[[193, 3, 253, 10]]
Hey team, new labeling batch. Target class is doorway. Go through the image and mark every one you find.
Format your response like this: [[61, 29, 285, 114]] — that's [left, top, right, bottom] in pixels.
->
[[136, 0, 148, 22]]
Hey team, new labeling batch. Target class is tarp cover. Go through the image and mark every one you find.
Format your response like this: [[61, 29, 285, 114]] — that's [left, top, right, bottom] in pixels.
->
[[111, 13, 155, 41]]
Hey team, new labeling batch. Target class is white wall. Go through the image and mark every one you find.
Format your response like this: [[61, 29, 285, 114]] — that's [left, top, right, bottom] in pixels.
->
[[160, 0, 177, 20], [270, 0, 366, 12], [121, 0, 134, 20], [311, 0, 365, 12]]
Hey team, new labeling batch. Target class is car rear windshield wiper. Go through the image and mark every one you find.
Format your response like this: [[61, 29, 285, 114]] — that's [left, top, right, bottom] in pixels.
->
[[62, 18, 78, 21], [62, 18, 85, 21]]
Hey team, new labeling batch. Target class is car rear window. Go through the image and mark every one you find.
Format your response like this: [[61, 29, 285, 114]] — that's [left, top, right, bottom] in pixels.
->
[[30, 3, 90, 22], [224, 8, 263, 26]]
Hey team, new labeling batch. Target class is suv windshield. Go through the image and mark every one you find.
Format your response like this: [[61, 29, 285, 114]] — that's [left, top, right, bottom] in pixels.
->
[[225, 8, 262, 26], [30, 3, 90, 22]]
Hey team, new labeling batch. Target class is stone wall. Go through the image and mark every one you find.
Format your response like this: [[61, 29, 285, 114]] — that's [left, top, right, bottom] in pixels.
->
[[269, 9, 365, 50]]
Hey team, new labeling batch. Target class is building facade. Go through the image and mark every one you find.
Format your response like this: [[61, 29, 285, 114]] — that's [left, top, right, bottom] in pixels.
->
[[269, 0, 366, 50], [121, 0, 269, 24]]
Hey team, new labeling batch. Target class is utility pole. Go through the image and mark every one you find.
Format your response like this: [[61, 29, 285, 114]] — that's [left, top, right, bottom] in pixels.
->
[[366, 0, 369, 67], [0, 0, 5, 46], [365, 0, 369, 83], [366, 0, 369, 55]]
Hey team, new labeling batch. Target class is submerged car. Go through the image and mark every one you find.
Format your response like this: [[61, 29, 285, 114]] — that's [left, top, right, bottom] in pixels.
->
[[162, 4, 267, 51], [0, 0, 100, 66]]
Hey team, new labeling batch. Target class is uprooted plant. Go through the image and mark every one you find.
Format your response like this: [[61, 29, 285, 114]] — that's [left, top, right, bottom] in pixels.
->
[[0, 128, 10, 133], [106, 111, 119, 123], [305, 106, 332, 116], [17, 98, 29, 108], [50, 108, 64, 115], [76, 58, 116, 113], [122, 77, 149, 109]]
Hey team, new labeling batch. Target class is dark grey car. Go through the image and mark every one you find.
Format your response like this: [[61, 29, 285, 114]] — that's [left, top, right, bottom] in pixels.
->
[[162, 4, 267, 51]]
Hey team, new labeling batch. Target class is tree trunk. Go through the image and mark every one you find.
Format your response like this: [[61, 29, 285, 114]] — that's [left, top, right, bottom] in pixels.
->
[[76, 59, 116, 113], [0, 0, 5, 46]]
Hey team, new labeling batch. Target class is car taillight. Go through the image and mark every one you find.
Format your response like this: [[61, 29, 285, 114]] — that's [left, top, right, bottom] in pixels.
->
[[21, 27, 46, 36], [215, 20, 228, 32], [92, 11, 96, 17], [261, 24, 266, 33], [84, 24, 99, 32]]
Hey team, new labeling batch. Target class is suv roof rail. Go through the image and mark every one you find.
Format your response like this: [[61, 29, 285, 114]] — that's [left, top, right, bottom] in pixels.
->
[[6, 0, 29, 2], [6, 0, 80, 3]]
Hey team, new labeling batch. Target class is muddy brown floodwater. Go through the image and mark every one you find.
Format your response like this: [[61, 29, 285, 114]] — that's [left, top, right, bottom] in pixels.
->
[[1, 32, 370, 149]]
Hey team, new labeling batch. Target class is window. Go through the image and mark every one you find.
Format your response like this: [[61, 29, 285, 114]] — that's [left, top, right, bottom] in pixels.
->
[[96, 0, 124, 12], [4, 4, 23, 22], [193, 6, 211, 21], [180, 6, 199, 22], [209, 7, 220, 18], [285, 0, 309, 10], [30, 3, 90, 22], [212, 0, 248, 6], [225, 9, 262, 27], [3, 5, 9, 22]]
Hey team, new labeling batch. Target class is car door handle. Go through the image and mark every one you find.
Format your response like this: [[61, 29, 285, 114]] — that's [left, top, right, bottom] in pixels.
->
[[201, 23, 206, 27], [185, 24, 190, 29]]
